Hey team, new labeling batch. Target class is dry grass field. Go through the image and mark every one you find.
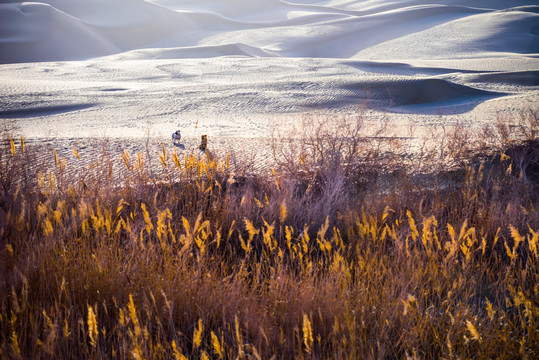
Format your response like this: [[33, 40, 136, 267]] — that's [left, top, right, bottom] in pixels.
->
[[1, 110, 538, 359]]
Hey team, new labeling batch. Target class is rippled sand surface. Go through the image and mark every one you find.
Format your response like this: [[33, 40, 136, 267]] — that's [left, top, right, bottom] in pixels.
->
[[1, 0, 537, 143]]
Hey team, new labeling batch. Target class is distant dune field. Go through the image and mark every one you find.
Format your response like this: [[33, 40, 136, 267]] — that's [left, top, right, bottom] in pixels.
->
[[0, 0, 537, 140]]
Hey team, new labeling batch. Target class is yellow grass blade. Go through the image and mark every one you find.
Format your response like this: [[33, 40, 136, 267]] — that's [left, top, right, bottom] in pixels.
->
[[141, 203, 153, 234], [302, 313, 313, 354], [466, 320, 482, 342], [528, 225, 538, 258], [193, 319, 203, 349], [172, 340, 188, 360], [211, 331, 223, 359], [244, 218, 259, 239], [407, 211, 418, 241], [10, 138, 16, 156], [280, 199, 287, 223], [87, 305, 98, 347]]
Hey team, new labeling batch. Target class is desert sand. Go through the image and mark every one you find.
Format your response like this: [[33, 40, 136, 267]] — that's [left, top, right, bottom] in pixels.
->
[[0, 0, 537, 148]]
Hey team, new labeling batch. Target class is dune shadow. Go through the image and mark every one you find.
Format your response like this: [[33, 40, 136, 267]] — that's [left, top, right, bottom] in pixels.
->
[[341, 60, 486, 76], [468, 71, 539, 87], [0, 103, 97, 119], [100, 88, 128, 92], [339, 78, 507, 115]]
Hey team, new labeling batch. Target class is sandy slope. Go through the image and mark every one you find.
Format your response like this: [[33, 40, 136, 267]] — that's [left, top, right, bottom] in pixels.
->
[[0, 0, 538, 142], [1, 0, 537, 62]]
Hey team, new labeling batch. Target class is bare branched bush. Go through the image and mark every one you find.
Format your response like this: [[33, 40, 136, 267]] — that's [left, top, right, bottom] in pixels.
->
[[271, 108, 400, 195]]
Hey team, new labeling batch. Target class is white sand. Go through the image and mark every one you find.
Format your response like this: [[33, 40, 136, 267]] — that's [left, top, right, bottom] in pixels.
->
[[0, 0, 538, 140]]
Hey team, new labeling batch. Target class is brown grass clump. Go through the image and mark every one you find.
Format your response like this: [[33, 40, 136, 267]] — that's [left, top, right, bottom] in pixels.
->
[[1, 109, 538, 359]]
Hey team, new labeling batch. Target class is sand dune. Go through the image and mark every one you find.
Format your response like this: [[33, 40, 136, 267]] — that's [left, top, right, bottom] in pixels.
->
[[0, 0, 538, 140], [1, 0, 537, 62]]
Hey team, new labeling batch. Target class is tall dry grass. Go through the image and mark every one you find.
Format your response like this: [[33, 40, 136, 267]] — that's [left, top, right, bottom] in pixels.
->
[[1, 109, 538, 359]]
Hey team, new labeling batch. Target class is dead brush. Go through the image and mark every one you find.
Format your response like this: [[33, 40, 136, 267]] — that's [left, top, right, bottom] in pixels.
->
[[270, 109, 400, 226], [271, 109, 395, 182]]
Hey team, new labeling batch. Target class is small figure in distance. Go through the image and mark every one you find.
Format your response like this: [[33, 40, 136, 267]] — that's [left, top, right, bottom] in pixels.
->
[[172, 130, 182, 142], [199, 134, 215, 161], [172, 130, 184, 148], [199, 135, 207, 151]]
